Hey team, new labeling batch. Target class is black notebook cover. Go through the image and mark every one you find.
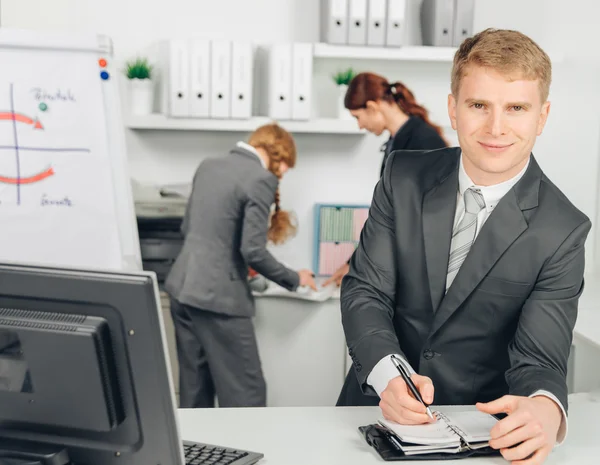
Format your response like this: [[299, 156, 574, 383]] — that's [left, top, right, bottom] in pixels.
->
[[359, 424, 502, 461]]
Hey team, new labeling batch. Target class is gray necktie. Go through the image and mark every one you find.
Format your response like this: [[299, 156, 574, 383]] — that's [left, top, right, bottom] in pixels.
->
[[446, 188, 486, 290]]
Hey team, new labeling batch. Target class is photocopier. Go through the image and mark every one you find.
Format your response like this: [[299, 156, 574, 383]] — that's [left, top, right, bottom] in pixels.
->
[[132, 180, 190, 287]]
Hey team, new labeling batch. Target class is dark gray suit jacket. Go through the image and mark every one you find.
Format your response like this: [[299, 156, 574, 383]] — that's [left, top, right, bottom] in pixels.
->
[[165, 146, 299, 317], [339, 147, 590, 413]]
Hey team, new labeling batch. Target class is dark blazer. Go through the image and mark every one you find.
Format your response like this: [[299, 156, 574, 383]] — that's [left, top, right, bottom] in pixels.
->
[[338, 147, 590, 413], [165, 146, 299, 317], [379, 116, 448, 177]]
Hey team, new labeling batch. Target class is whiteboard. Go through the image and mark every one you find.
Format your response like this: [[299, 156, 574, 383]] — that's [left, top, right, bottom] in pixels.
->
[[0, 29, 141, 271]]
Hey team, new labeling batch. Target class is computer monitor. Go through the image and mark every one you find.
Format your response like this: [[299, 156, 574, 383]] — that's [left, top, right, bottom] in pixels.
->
[[0, 262, 263, 465]]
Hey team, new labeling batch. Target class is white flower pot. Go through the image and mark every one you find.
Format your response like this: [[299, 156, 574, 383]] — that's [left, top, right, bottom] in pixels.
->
[[129, 78, 154, 115], [337, 84, 353, 120]]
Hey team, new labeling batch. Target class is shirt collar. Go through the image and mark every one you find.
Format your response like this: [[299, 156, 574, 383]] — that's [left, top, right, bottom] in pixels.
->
[[236, 141, 267, 169], [458, 153, 530, 213]]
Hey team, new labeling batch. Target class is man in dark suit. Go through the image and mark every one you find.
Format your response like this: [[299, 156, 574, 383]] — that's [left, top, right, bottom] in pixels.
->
[[338, 28, 590, 465]]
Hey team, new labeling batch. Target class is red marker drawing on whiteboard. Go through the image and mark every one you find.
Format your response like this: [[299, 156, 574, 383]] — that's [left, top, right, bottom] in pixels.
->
[[0, 167, 54, 184], [0, 111, 44, 129]]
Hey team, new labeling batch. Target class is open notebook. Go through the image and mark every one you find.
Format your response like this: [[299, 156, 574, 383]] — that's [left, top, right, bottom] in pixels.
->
[[377, 405, 498, 456]]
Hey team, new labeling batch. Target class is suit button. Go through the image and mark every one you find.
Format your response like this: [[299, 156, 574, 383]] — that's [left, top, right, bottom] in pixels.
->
[[423, 349, 434, 360]]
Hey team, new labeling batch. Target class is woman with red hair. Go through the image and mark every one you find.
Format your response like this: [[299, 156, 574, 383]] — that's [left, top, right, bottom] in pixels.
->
[[324, 72, 448, 287], [346, 71, 448, 176]]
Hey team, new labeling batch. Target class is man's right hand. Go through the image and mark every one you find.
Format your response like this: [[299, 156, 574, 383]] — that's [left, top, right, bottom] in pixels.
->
[[379, 374, 436, 425]]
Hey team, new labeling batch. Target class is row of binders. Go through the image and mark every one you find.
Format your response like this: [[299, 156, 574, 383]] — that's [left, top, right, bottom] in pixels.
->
[[158, 40, 314, 121], [321, 0, 406, 47], [259, 43, 313, 121], [321, 0, 476, 48], [421, 0, 476, 47], [158, 39, 254, 119]]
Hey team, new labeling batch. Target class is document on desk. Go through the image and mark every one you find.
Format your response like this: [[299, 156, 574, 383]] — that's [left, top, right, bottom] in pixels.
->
[[377, 405, 498, 456], [252, 282, 335, 302]]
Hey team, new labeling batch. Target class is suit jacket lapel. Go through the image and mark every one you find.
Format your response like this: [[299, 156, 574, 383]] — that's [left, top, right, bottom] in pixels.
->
[[430, 156, 542, 337], [422, 154, 460, 312]]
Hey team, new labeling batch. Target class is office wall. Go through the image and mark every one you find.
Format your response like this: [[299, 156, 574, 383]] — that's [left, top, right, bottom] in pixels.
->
[[3, 0, 600, 272]]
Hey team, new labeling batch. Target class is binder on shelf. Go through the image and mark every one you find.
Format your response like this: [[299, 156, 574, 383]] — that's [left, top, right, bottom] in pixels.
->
[[210, 40, 232, 119], [230, 42, 254, 119], [321, 0, 349, 45], [291, 43, 313, 121], [266, 43, 293, 120], [348, 0, 368, 45], [420, 0, 455, 47], [385, 0, 406, 47], [160, 39, 190, 117], [452, 0, 475, 46], [367, 0, 387, 46], [189, 38, 210, 118]]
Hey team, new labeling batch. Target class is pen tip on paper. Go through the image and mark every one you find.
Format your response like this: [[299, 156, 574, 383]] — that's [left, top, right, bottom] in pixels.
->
[[426, 407, 434, 420]]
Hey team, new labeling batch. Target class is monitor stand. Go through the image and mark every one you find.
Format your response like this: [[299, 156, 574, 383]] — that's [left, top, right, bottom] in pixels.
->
[[0, 439, 69, 465]]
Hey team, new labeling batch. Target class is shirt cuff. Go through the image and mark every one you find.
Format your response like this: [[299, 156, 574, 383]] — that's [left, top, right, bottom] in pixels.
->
[[367, 354, 415, 398], [530, 390, 567, 445]]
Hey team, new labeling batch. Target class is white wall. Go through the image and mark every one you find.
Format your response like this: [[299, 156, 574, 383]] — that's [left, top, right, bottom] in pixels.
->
[[3, 0, 600, 272]]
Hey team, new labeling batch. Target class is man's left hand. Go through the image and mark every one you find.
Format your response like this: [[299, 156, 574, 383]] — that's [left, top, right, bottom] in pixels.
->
[[476, 395, 562, 465]]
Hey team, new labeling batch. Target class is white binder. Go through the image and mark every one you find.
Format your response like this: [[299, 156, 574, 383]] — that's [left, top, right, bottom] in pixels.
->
[[385, 0, 406, 47], [420, 0, 454, 47], [291, 43, 313, 121], [161, 39, 190, 117], [189, 39, 210, 118], [230, 42, 254, 119], [348, 0, 368, 45], [321, 0, 349, 44], [452, 0, 475, 46], [267, 43, 293, 120], [210, 40, 232, 118], [367, 0, 387, 46]]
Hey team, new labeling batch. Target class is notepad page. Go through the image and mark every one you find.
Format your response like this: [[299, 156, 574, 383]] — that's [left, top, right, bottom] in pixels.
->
[[378, 417, 460, 446], [435, 405, 498, 443], [402, 445, 463, 456]]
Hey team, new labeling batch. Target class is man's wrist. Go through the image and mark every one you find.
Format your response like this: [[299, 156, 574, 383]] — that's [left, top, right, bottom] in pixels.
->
[[532, 395, 561, 416], [531, 395, 563, 434]]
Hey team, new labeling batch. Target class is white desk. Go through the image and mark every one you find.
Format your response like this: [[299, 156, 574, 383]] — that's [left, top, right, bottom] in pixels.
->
[[178, 392, 600, 464]]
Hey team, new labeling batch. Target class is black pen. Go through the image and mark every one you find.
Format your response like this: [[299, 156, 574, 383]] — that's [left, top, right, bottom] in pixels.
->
[[390, 354, 434, 420]]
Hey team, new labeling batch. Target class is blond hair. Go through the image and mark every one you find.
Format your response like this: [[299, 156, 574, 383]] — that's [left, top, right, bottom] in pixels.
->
[[451, 28, 552, 101], [248, 123, 297, 245]]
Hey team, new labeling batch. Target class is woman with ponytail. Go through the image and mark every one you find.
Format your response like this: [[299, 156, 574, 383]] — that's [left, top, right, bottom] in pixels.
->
[[165, 123, 317, 409], [345, 71, 448, 177], [323, 72, 448, 288]]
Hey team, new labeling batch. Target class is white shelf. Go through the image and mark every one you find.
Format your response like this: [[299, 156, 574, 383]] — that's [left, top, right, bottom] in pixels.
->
[[125, 114, 366, 135], [313, 43, 457, 62], [313, 43, 566, 64]]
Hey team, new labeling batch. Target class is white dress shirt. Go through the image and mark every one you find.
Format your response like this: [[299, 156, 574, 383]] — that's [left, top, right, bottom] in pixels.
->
[[366, 154, 568, 443], [237, 141, 267, 169]]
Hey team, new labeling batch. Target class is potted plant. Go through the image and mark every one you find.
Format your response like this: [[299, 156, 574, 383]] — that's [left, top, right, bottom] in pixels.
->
[[125, 57, 154, 116], [332, 68, 356, 119]]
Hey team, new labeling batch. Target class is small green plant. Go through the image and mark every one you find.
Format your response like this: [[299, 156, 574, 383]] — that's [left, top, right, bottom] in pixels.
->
[[332, 68, 356, 86], [125, 57, 153, 80]]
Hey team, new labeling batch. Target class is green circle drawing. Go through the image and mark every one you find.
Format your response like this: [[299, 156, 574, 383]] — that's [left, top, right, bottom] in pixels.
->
[[39, 103, 48, 112]]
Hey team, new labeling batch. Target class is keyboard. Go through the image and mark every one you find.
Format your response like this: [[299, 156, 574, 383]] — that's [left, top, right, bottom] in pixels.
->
[[183, 440, 264, 465]]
